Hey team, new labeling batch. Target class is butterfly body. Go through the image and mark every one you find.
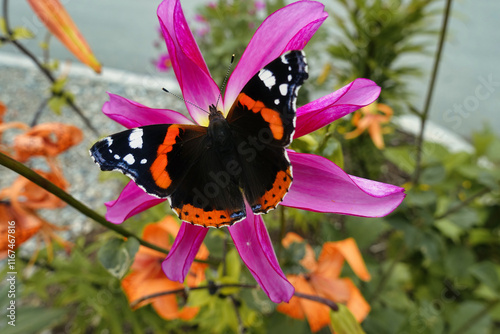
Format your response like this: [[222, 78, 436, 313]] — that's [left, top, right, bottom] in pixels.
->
[[90, 50, 308, 227]]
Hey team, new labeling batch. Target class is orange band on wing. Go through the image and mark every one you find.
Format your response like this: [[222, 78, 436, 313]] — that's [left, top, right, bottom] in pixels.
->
[[254, 166, 292, 213], [238, 93, 284, 140], [150, 125, 180, 189], [174, 204, 243, 228]]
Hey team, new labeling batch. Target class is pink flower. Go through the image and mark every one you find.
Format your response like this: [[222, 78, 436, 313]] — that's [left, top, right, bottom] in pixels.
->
[[101, 0, 405, 303], [154, 52, 172, 72], [194, 14, 207, 23], [255, 1, 266, 11]]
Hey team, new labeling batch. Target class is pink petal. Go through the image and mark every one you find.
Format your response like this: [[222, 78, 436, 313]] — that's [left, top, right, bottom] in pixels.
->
[[162, 222, 208, 282], [105, 181, 166, 224], [282, 152, 405, 217], [224, 1, 328, 110], [157, 0, 220, 126], [294, 79, 381, 138], [103, 93, 193, 129], [228, 204, 294, 303]]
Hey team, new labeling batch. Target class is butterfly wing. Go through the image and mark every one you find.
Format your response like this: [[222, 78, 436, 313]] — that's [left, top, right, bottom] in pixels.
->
[[169, 148, 246, 227], [90, 124, 245, 227], [226, 50, 308, 213]]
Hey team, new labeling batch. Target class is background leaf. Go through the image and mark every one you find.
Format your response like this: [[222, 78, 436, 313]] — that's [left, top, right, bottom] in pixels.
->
[[330, 304, 366, 334], [97, 237, 140, 279]]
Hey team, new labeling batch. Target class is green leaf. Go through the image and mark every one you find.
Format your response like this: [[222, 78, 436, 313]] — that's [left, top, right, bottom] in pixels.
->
[[1, 307, 67, 334], [469, 262, 500, 291], [468, 228, 499, 246], [420, 164, 446, 185], [11, 26, 34, 40], [434, 218, 463, 243], [281, 240, 308, 275], [474, 283, 500, 301], [384, 146, 415, 174], [445, 246, 475, 279], [477, 170, 500, 190], [0, 18, 6, 34], [472, 129, 495, 156], [330, 304, 366, 334], [485, 137, 500, 163], [97, 237, 140, 279], [48, 95, 66, 115], [448, 301, 492, 334], [51, 78, 67, 94], [217, 249, 242, 295], [405, 188, 438, 208], [448, 207, 480, 229], [292, 134, 318, 152], [362, 308, 406, 334], [419, 231, 445, 266], [322, 136, 344, 169], [225, 248, 241, 281], [344, 216, 390, 249]]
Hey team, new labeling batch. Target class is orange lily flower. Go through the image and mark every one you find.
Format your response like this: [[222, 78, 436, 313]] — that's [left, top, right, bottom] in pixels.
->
[[277, 233, 371, 333], [13, 122, 82, 162], [344, 101, 393, 149], [0, 102, 31, 155], [122, 216, 209, 320], [1, 168, 68, 211], [0, 109, 77, 260], [0, 169, 72, 261], [26, 0, 101, 73], [0, 202, 42, 259]]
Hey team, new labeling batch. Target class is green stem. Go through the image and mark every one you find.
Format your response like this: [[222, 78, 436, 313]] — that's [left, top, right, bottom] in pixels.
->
[[294, 291, 339, 311], [129, 283, 259, 308], [229, 295, 246, 334], [2, 0, 12, 35], [450, 299, 499, 334], [130, 282, 340, 313], [436, 187, 490, 219], [413, 0, 453, 184], [0, 152, 169, 255]]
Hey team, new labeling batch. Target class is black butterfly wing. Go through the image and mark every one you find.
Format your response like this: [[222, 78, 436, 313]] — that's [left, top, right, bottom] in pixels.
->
[[90, 124, 245, 227], [169, 147, 246, 228], [226, 50, 308, 213]]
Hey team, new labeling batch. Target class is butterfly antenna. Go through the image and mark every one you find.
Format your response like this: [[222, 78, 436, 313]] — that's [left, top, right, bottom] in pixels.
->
[[162, 88, 209, 114], [215, 54, 235, 109]]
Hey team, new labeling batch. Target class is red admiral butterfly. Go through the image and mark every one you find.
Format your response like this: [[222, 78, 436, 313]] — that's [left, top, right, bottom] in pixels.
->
[[90, 50, 308, 227]]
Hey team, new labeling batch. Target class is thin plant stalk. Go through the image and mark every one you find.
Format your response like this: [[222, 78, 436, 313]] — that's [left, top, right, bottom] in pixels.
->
[[413, 0, 453, 184]]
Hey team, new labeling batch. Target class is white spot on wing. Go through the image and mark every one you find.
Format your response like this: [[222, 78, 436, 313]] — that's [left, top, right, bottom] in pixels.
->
[[123, 153, 135, 165], [279, 83, 288, 96], [129, 128, 143, 149], [274, 99, 280, 105], [258, 69, 276, 89], [288, 74, 292, 82], [140, 159, 147, 164], [281, 54, 289, 64], [106, 137, 113, 146], [114, 154, 120, 160]]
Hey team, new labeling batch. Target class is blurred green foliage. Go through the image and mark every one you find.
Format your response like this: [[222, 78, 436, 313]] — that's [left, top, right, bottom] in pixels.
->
[[194, 0, 286, 83], [325, 0, 440, 108]]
